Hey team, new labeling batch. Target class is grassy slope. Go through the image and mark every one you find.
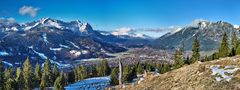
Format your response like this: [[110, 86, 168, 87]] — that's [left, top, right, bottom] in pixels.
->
[[121, 56, 240, 90]]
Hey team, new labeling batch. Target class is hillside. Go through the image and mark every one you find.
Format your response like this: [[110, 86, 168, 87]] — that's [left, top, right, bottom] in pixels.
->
[[121, 56, 240, 90]]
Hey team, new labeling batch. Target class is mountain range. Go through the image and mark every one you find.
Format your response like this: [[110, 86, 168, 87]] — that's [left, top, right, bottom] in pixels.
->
[[152, 20, 240, 51], [0, 18, 152, 68]]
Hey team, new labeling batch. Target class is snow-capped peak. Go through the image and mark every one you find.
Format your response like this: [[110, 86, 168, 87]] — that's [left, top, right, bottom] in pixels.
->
[[170, 28, 182, 34], [40, 17, 50, 24], [79, 23, 93, 32]]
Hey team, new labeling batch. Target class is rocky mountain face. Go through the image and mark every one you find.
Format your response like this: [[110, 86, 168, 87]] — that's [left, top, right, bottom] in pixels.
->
[[0, 18, 151, 68], [153, 20, 240, 51]]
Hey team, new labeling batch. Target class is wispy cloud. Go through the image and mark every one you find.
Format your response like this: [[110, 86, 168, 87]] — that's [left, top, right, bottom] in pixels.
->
[[19, 6, 40, 17]]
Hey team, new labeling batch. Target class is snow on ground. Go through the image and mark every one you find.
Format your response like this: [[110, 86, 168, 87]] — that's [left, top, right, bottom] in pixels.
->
[[49, 60, 72, 68], [32, 49, 48, 59], [45, 20, 62, 29], [210, 65, 239, 82], [0, 51, 9, 56], [68, 41, 80, 49], [42, 33, 49, 44], [82, 50, 89, 54], [65, 76, 110, 90], [2, 61, 13, 66], [170, 28, 182, 35], [70, 50, 81, 57], [59, 44, 70, 49], [50, 47, 62, 51], [24, 22, 40, 30]]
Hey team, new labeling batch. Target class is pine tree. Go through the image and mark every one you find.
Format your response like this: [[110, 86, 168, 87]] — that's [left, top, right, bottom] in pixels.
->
[[67, 71, 75, 83], [219, 32, 229, 58], [41, 59, 52, 87], [53, 64, 60, 82], [73, 69, 78, 81], [123, 65, 134, 82], [34, 63, 41, 87], [160, 63, 170, 74], [136, 62, 143, 74], [23, 57, 34, 90], [96, 64, 103, 76], [102, 60, 111, 76], [78, 65, 87, 80], [0, 61, 4, 90], [15, 67, 24, 89], [123, 65, 130, 82], [236, 46, 240, 55], [54, 73, 65, 90], [110, 68, 119, 86], [191, 35, 200, 63], [96, 60, 111, 76], [5, 78, 16, 90], [231, 31, 239, 51], [4, 68, 13, 81], [173, 49, 185, 69], [40, 73, 47, 90]]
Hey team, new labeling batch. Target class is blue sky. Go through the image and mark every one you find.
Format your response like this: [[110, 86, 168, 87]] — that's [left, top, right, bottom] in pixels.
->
[[0, 0, 240, 37]]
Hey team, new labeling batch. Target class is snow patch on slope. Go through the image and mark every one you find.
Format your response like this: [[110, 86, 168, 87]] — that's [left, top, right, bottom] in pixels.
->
[[210, 65, 239, 82], [42, 33, 49, 44], [32, 49, 48, 59], [2, 61, 13, 66], [0, 51, 9, 56]]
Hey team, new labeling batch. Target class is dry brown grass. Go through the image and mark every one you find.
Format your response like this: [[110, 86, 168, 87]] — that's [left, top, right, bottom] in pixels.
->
[[118, 55, 240, 90]]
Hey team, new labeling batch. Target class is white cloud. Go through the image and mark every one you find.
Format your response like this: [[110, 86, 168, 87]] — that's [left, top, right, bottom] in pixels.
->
[[112, 27, 135, 35], [19, 6, 40, 17]]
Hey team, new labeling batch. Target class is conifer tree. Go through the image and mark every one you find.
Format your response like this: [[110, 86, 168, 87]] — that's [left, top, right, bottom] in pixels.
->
[[34, 63, 41, 87], [123, 65, 136, 82], [67, 71, 75, 83], [123, 65, 131, 82], [231, 31, 239, 51], [15, 67, 24, 89], [23, 57, 34, 90], [78, 65, 87, 80], [40, 73, 47, 90], [4, 68, 13, 81], [5, 78, 16, 90], [219, 33, 229, 58], [73, 69, 78, 81], [173, 49, 185, 69], [54, 73, 65, 90], [136, 62, 143, 74], [191, 35, 200, 63], [41, 59, 52, 87], [53, 64, 60, 82], [102, 60, 111, 76], [236, 46, 240, 55], [96, 60, 110, 76], [160, 63, 170, 74], [96, 64, 103, 76], [110, 68, 119, 86], [0, 61, 4, 90]]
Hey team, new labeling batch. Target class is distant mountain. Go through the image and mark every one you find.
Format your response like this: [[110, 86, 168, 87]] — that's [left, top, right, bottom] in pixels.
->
[[152, 20, 240, 51], [0, 18, 153, 68], [98, 28, 153, 48]]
